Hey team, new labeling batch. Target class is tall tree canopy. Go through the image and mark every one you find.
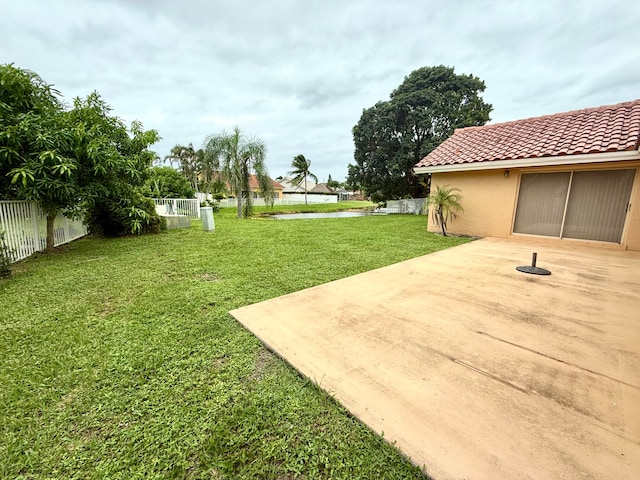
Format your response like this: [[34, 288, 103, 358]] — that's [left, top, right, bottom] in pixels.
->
[[0, 64, 67, 205], [145, 166, 195, 199], [347, 65, 492, 202], [164, 143, 202, 193], [204, 127, 272, 218], [288, 154, 318, 205], [0, 64, 160, 247]]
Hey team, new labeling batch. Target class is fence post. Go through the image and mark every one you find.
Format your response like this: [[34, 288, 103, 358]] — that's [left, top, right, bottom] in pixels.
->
[[64, 215, 71, 245], [30, 202, 40, 252]]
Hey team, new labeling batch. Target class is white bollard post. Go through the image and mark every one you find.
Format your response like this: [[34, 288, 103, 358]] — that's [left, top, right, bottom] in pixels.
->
[[201, 207, 215, 232]]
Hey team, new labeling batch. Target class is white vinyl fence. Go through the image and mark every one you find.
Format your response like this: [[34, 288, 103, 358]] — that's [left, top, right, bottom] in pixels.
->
[[0, 201, 88, 263], [281, 193, 338, 204], [152, 198, 200, 219], [216, 194, 339, 208], [385, 198, 427, 214]]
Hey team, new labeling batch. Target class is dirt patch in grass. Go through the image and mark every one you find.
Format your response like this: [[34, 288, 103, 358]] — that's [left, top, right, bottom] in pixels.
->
[[245, 348, 276, 383], [197, 273, 219, 282]]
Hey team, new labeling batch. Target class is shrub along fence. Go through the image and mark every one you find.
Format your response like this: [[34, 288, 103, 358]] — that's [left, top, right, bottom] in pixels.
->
[[152, 198, 200, 219], [0, 201, 88, 263]]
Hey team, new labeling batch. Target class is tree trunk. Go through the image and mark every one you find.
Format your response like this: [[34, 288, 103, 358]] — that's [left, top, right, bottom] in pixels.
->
[[46, 212, 56, 251], [236, 192, 243, 219], [304, 175, 308, 205], [438, 208, 447, 236]]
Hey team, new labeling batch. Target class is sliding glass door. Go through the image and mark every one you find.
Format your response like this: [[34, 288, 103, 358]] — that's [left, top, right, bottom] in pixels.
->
[[513, 169, 635, 243], [513, 172, 570, 237]]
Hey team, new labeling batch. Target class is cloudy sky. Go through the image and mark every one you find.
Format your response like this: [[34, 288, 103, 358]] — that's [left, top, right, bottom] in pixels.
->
[[2, 0, 638, 182]]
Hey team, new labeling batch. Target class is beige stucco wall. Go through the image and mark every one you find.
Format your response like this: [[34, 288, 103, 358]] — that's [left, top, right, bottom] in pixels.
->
[[428, 161, 640, 251], [624, 170, 640, 251], [428, 169, 519, 238]]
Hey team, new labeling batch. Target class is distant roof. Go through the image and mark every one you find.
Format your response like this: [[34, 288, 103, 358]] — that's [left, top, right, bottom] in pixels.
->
[[415, 99, 640, 170], [310, 183, 335, 194], [248, 174, 283, 190], [277, 176, 317, 193]]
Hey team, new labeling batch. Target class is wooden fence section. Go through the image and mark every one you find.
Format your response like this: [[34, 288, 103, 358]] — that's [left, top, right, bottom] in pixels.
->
[[152, 198, 201, 219], [0, 201, 88, 263]]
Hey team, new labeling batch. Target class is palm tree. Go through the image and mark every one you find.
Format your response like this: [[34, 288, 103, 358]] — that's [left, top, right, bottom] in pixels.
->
[[199, 145, 223, 199], [288, 154, 318, 205], [427, 184, 463, 236], [164, 144, 200, 194], [204, 127, 272, 218]]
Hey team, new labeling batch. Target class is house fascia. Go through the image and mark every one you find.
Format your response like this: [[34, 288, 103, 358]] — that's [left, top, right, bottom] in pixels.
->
[[414, 149, 640, 174]]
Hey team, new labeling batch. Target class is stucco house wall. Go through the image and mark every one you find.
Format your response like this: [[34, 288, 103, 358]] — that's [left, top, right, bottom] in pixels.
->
[[428, 170, 519, 238], [428, 161, 640, 250]]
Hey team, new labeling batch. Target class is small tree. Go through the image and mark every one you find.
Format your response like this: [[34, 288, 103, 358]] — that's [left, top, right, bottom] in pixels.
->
[[199, 145, 227, 199], [326, 174, 342, 190], [204, 127, 272, 218], [288, 154, 318, 205], [427, 184, 463, 236]]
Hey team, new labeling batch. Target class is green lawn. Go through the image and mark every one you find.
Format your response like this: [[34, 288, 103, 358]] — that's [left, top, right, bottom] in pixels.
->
[[0, 209, 469, 479]]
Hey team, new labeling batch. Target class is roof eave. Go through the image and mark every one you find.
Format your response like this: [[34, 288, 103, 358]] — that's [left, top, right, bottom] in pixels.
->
[[414, 149, 640, 174]]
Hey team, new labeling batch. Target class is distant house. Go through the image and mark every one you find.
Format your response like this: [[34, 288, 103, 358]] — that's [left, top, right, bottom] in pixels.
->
[[414, 99, 640, 250], [277, 176, 317, 193], [247, 174, 284, 200]]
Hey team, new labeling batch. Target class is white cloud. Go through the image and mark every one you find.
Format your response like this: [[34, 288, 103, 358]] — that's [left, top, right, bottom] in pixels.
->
[[2, 0, 639, 182]]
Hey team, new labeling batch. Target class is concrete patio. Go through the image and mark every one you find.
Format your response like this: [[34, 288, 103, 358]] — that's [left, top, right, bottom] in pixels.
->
[[230, 237, 640, 479]]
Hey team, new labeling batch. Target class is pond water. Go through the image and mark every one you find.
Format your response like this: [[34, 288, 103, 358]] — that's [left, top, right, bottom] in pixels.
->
[[271, 211, 386, 220]]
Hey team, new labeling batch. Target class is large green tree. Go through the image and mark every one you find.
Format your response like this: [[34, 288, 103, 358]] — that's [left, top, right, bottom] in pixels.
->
[[1, 64, 82, 249], [0, 64, 160, 248], [68, 94, 160, 237], [204, 127, 272, 218], [347, 65, 492, 202], [1, 65, 63, 192], [288, 154, 318, 205]]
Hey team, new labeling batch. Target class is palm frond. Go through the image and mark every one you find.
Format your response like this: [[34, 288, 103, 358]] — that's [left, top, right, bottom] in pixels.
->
[[427, 184, 464, 235], [288, 154, 316, 204]]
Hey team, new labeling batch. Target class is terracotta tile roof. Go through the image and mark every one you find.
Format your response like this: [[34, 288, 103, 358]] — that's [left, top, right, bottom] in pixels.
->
[[415, 99, 640, 169], [247, 174, 284, 190]]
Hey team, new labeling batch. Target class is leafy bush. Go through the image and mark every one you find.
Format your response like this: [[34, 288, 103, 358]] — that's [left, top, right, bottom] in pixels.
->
[[144, 166, 195, 199], [199, 198, 220, 213], [85, 193, 162, 237], [0, 230, 12, 278]]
